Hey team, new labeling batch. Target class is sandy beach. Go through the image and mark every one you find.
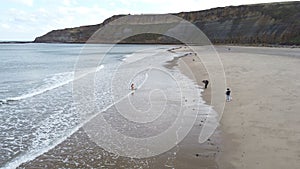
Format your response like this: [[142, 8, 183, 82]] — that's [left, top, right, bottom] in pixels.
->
[[216, 46, 300, 169], [17, 46, 218, 169], [175, 45, 300, 168], [17, 45, 300, 169]]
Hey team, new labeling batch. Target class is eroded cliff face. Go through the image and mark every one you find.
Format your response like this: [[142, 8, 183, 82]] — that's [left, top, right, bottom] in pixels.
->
[[34, 2, 300, 45], [176, 2, 300, 45]]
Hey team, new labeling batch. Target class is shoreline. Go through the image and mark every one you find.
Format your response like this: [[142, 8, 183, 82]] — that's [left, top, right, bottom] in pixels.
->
[[166, 46, 211, 103], [166, 46, 221, 168], [16, 45, 217, 169], [1, 42, 299, 49], [13, 45, 300, 169]]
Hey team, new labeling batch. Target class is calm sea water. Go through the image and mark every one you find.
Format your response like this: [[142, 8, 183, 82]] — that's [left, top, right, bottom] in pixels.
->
[[0, 43, 180, 168]]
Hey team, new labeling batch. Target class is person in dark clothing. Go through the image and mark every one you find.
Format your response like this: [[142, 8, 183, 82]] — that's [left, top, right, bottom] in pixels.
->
[[131, 83, 135, 90], [226, 88, 231, 101], [202, 80, 209, 89]]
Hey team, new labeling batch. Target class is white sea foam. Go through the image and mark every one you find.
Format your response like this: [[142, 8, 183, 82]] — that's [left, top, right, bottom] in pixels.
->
[[2, 46, 211, 169], [1, 65, 104, 104], [5, 72, 74, 102], [1, 65, 106, 169], [121, 54, 134, 61], [122, 48, 164, 63]]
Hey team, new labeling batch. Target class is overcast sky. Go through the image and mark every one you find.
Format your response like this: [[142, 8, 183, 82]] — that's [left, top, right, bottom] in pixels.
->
[[0, 0, 295, 41]]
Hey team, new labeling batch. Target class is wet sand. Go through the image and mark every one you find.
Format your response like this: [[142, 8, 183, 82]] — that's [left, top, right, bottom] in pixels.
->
[[18, 45, 300, 169], [18, 46, 219, 169]]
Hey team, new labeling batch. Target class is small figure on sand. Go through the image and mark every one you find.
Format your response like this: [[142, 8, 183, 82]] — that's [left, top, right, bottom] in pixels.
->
[[131, 83, 135, 90], [226, 88, 231, 102], [202, 80, 209, 89]]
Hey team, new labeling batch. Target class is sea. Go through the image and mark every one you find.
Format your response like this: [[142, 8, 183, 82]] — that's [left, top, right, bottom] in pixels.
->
[[0, 43, 199, 168]]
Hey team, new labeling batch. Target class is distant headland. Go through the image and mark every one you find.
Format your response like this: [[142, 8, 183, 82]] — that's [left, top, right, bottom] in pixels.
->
[[0, 41, 32, 44], [34, 1, 300, 45]]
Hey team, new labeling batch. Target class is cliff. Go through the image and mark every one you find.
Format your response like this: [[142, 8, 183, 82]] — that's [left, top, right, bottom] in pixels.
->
[[34, 1, 300, 45]]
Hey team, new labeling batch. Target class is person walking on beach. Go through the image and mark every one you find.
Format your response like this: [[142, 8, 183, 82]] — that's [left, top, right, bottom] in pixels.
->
[[131, 83, 135, 90], [202, 80, 209, 89], [226, 88, 231, 102]]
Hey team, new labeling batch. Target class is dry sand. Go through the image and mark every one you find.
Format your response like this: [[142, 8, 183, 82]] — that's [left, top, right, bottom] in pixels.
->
[[170, 45, 300, 169], [216, 46, 300, 169], [18, 45, 300, 169]]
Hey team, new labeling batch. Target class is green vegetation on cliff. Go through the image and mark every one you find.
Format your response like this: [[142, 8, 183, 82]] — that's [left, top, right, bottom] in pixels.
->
[[34, 1, 300, 45]]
